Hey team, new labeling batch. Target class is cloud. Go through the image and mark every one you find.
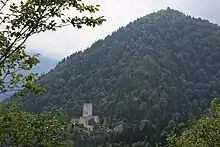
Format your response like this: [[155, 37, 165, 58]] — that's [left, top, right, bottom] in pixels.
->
[[25, 0, 220, 60]]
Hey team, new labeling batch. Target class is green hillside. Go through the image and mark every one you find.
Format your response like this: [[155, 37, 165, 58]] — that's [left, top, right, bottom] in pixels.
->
[[19, 8, 220, 146]]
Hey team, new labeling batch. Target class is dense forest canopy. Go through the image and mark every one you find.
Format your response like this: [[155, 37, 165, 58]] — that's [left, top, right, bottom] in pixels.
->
[[15, 7, 220, 146]]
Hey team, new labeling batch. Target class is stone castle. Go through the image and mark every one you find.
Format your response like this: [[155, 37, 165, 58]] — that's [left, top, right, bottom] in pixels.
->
[[71, 103, 123, 132], [72, 103, 100, 131]]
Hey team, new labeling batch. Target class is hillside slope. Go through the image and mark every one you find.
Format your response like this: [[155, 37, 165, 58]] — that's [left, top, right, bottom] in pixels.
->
[[20, 8, 220, 146]]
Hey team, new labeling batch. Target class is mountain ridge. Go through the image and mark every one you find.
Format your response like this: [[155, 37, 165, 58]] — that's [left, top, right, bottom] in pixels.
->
[[17, 8, 220, 146]]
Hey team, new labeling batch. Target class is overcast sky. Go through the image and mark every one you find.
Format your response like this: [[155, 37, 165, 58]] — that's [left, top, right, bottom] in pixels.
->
[[25, 0, 220, 60]]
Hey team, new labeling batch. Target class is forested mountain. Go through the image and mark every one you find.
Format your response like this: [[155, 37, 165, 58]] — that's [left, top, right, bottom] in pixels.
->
[[18, 8, 220, 146], [0, 54, 57, 101]]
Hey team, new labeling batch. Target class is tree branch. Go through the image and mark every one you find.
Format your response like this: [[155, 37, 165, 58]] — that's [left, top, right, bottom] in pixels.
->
[[0, 0, 10, 12]]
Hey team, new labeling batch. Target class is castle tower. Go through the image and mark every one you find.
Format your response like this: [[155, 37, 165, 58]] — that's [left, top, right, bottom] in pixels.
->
[[83, 103, 93, 117]]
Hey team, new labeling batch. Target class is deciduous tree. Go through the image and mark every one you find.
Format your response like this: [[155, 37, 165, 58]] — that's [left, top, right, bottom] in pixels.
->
[[168, 98, 220, 147], [0, 0, 105, 95], [0, 103, 71, 146]]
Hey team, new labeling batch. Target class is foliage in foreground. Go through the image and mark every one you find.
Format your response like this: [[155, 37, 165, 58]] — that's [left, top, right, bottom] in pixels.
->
[[168, 98, 220, 147], [0, 103, 71, 146], [0, 0, 105, 96]]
